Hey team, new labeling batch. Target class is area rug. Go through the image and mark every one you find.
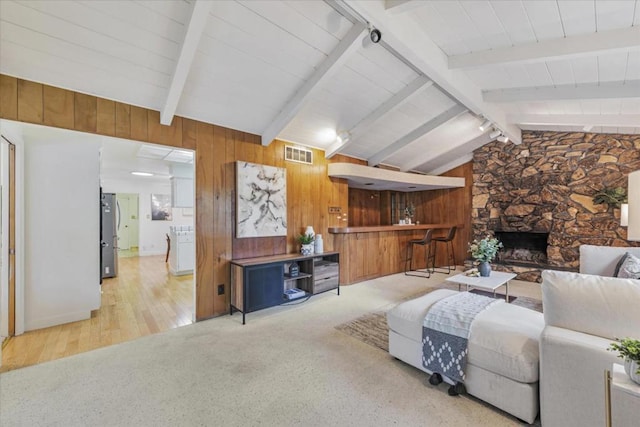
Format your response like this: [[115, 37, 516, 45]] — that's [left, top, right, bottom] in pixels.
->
[[335, 289, 542, 353]]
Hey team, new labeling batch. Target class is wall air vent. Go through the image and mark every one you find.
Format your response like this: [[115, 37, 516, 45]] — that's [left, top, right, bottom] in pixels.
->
[[285, 145, 313, 165]]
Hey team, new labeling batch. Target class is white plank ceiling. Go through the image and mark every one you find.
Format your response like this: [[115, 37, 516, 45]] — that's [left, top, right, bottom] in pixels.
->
[[1, 0, 638, 176]]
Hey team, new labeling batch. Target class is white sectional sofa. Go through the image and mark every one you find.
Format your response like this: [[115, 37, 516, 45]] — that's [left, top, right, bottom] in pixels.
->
[[539, 245, 640, 427]]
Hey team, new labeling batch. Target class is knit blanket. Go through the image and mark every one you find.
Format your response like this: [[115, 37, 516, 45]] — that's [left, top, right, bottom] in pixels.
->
[[422, 292, 501, 384]]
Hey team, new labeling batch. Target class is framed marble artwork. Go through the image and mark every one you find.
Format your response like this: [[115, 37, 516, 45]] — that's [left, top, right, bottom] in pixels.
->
[[236, 161, 287, 238]]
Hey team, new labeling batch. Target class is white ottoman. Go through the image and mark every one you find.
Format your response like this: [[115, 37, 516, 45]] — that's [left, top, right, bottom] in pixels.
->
[[387, 289, 544, 424]]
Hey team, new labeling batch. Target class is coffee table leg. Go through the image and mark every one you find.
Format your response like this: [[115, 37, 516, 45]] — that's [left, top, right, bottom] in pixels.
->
[[505, 282, 509, 302]]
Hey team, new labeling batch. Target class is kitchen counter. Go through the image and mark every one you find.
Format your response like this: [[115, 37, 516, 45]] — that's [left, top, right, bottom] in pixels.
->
[[328, 223, 460, 234]]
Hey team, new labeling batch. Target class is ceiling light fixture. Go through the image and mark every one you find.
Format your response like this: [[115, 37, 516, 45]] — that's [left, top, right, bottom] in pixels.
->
[[479, 119, 492, 132], [336, 131, 351, 145], [497, 135, 509, 143], [131, 171, 154, 177]]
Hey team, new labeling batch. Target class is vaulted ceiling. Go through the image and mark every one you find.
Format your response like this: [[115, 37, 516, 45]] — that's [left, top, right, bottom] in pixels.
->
[[1, 0, 639, 175]]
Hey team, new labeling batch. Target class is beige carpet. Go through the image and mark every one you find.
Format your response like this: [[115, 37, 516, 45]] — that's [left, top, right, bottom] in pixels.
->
[[0, 272, 537, 426]]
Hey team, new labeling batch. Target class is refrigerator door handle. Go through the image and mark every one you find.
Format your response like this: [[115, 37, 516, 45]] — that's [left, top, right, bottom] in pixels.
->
[[116, 199, 121, 231]]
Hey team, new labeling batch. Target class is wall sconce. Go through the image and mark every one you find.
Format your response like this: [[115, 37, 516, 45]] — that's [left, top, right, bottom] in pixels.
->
[[628, 171, 640, 241]]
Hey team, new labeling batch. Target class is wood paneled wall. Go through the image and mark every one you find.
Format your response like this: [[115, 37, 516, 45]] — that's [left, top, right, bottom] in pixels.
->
[[348, 188, 381, 227], [347, 162, 473, 265], [0, 74, 356, 320], [420, 162, 473, 265]]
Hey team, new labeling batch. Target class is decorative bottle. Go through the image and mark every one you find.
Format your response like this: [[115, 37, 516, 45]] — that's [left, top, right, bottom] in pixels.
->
[[314, 234, 324, 254]]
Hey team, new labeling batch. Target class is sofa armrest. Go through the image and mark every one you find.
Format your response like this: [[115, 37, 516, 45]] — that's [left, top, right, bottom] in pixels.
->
[[540, 326, 620, 427]]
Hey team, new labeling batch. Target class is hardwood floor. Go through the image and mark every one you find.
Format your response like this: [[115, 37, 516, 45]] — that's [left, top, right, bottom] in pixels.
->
[[0, 255, 194, 372]]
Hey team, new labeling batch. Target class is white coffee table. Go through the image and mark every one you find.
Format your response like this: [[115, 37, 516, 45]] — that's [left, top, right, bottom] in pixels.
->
[[445, 270, 517, 302]]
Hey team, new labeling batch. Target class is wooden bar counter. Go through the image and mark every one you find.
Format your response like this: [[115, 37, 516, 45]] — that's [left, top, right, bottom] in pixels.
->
[[328, 223, 461, 285]]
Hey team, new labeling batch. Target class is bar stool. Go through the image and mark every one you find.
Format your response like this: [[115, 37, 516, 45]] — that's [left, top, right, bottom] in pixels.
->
[[433, 226, 456, 274], [405, 229, 436, 278]]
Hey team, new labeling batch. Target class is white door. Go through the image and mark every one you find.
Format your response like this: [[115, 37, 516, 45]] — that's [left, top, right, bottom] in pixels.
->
[[116, 193, 139, 252], [116, 195, 130, 250]]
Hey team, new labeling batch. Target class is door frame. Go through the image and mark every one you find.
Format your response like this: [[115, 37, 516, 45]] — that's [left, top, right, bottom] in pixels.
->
[[1, 135, 17, 338]]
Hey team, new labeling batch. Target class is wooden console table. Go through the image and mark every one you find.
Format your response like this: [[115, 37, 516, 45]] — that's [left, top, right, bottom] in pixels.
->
[[230, 252, 339, 324]]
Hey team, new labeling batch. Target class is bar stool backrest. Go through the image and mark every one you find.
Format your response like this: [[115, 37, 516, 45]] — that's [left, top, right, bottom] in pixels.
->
[[445, 226, 457, 241], [418, 228, 433, 244]]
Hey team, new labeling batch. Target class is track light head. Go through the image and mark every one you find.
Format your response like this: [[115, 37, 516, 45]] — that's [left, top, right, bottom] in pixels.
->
[[479, 119, 492, 132], [497, 135, 509, 143], [370, 28, 382, 43], [489, 129, 502, 139]]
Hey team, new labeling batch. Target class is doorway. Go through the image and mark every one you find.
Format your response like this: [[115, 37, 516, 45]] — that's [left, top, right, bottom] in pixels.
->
[[116, 193, 139, 257], [0, 136, 16, 339], [0, 121, 196, 371]]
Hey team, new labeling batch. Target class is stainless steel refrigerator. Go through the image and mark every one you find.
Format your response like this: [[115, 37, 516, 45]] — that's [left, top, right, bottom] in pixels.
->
[[101, 192, 118, 279]]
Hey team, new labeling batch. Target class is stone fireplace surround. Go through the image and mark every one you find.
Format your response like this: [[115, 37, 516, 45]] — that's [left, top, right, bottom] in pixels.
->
[[471, 130, 640, 282]]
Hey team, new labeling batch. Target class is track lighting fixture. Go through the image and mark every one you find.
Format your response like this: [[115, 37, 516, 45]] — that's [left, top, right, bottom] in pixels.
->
[[370, 28, 382, 43], [489, 129, 502, 139], [479, 119, 492, 132], [497, 135, 509, 143]]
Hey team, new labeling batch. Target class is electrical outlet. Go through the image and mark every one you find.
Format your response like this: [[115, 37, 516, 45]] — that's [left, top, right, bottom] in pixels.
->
[[329, 206, 342, 214], [217, 284, 225, 295]]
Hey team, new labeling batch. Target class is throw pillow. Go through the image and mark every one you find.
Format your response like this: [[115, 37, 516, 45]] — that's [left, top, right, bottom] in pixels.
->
[[614, 252, 640, 280]]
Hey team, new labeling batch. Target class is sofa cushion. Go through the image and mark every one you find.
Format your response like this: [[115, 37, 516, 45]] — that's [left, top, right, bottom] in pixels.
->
[[469, 303, 543, 383], [541, 270, 640, 340], [387, 290, 544, 383], [579, 244, 640, 276], [614, 252, 640, 279], [387, 289, 457, 341]]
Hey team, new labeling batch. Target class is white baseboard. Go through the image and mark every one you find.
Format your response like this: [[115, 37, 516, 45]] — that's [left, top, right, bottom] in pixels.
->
[[25, 310, 91, 332], [138, 250, 165, 257]]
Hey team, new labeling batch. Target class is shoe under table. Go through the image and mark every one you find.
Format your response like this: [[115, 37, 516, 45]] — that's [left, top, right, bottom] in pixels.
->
[[387, 289, 544, 424]]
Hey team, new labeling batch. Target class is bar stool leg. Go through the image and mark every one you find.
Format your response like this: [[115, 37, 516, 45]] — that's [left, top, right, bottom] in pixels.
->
[[405, 241, 413, 274]]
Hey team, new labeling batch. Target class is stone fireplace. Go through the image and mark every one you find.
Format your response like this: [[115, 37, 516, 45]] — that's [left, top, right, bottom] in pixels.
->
[[494, 231, 549, 267], [472, 131, 640, 282]]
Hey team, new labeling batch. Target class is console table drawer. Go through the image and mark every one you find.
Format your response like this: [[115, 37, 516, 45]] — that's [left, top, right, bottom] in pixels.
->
[[314, 276, 339, 293], [315, 262, 338, 278]]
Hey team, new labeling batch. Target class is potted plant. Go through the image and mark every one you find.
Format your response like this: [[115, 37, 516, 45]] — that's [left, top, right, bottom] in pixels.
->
[[298, 233, 315, 256], [469, 235, 503, 277], [608, 337, 640, 384], [404, 203, 415, 224]]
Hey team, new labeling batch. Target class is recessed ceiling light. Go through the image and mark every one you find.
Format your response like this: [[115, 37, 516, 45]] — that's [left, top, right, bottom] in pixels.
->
[[317, 128, 337, 144], [131, 171, 154, 177]]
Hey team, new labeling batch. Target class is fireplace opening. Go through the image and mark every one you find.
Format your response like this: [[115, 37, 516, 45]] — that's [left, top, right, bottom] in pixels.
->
[[494, 231, 549, 267]]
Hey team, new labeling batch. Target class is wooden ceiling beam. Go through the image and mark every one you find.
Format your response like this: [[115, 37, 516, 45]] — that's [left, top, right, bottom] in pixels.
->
[[325, 76, 432, 158], [449, 27, 640, 70], [484, 80, 640, 103], [160, 0, 213, 126], [343, 0, 521, 145], [261, 22, 367, 146], [508, 113, 640, 128], [368, 104, 467, 167]]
